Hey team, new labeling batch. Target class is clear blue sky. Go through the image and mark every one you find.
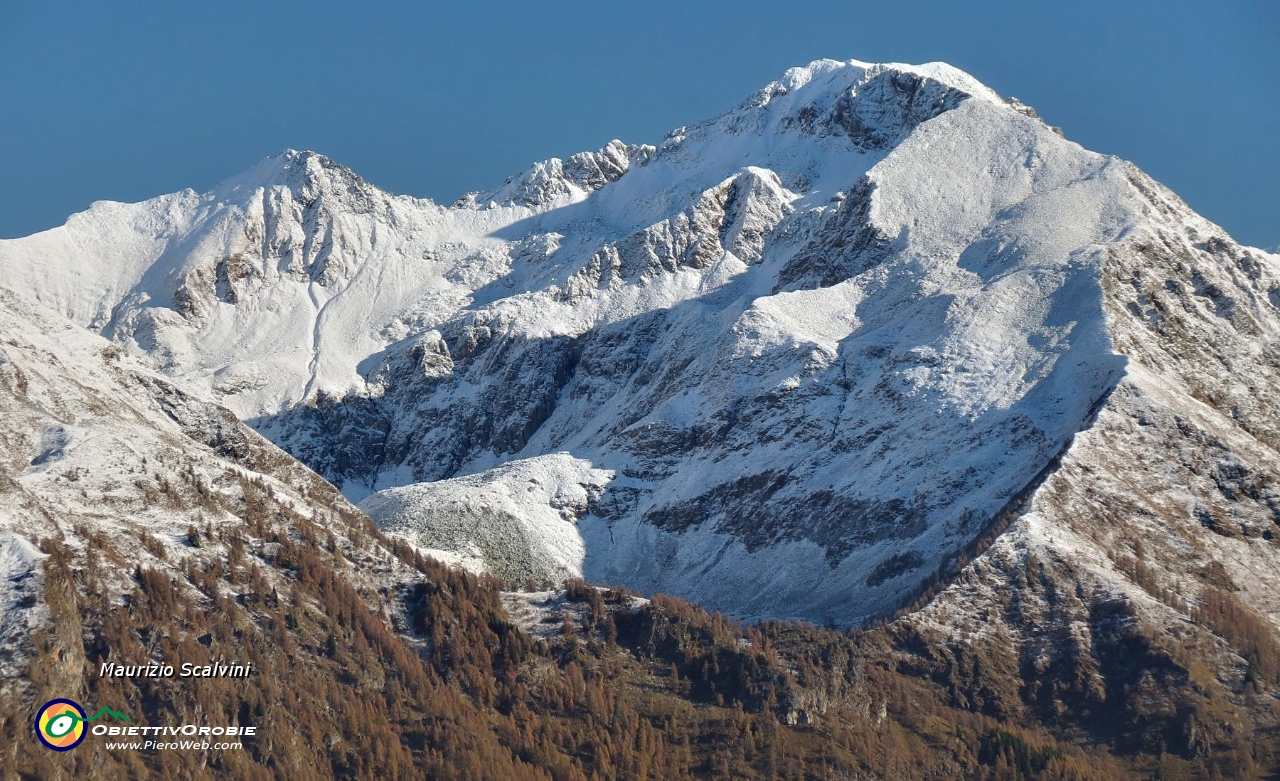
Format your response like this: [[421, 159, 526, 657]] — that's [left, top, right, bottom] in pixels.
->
[[2, 1, 1276, 248]]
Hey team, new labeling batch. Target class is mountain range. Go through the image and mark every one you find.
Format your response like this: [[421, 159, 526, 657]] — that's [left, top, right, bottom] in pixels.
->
[[3, 56, 1280, 777], [3, 59, 1278, 629]]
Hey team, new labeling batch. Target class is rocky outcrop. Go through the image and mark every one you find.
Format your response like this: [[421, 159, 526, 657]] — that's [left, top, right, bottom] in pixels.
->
[[477, 139, 656, 208]]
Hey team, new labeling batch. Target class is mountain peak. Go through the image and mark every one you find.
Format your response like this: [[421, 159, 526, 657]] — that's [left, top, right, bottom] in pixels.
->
[[769, 58, 1002, 104], [644, 57, 1012, 169], [214, 149, 377, 204], [469, 138, 656, 209], [472, 59, 1010, 211]]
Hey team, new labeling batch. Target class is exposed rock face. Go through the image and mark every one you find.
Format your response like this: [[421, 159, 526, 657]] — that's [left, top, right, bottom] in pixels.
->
[[1, 58, 1278, 631], [477, 139, 655, 208]]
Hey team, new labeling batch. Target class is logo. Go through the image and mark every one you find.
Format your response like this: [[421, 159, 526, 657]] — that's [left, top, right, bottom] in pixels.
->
[[34, 699, 130, 751]]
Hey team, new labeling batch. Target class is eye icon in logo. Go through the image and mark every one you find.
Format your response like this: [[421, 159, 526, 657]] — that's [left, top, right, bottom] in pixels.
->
[[35, 699, 87, 751]]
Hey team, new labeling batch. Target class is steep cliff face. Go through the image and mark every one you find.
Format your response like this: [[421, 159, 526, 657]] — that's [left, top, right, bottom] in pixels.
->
[[2, 59, 1278, 629]]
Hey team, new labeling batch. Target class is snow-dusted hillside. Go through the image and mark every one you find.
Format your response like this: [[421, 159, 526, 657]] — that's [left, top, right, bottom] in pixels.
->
[[3, 58, 1279, 625], [0, 289, 435, 702]]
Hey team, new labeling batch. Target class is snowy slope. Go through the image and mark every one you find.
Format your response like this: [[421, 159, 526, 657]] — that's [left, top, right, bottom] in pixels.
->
[[360, 453, 612, 581], [2, 59, 1279, 624], [0, 289, 432, 700]]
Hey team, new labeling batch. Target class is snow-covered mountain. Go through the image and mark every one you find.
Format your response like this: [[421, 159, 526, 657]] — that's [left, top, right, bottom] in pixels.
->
[[3, 58, 1279, 626]]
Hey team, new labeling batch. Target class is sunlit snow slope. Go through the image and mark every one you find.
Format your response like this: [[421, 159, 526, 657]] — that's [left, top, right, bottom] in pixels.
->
[[3, 59, 1279, 624]]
